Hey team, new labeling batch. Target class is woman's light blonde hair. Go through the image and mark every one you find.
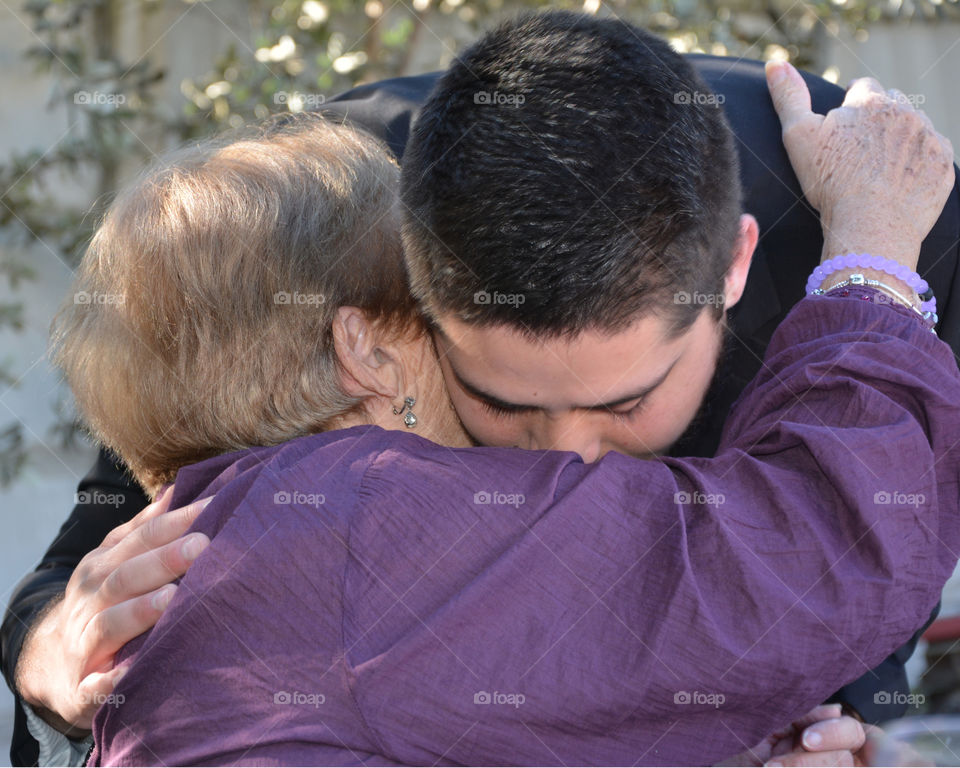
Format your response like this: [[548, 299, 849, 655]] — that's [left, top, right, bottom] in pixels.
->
[[51, 113, 417, 495]]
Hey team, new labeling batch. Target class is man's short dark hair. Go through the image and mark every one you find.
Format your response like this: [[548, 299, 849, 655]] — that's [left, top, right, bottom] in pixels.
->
[[400, 10, 743, 338]]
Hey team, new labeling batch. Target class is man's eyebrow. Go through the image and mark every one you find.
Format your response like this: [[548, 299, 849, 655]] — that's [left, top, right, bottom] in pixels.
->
[[448, 356, 681, 413]]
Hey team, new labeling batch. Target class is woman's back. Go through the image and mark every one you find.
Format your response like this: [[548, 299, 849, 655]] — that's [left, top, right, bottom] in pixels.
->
[[89, 294, 960, 766]]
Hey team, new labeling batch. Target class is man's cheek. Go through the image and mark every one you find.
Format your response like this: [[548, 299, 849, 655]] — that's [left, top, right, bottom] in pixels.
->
[[640, 396, 702, 454], [607, 420, 670, 458]]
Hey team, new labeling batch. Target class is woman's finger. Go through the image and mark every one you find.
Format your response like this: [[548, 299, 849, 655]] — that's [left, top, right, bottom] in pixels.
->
[[801, 716, 866, 753], [767, 748, 855, 767]]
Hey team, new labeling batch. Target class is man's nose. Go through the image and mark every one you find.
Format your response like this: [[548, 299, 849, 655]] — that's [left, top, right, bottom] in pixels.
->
[[528, 418, 603, 463]]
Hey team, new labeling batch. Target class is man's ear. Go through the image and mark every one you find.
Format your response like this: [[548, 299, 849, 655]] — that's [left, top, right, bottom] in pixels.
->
[[723, 214, 759, 310], [332, 306, 404, 401]]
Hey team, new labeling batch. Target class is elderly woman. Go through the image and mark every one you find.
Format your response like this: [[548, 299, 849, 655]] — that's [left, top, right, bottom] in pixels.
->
[[49, 101, 959, 766]]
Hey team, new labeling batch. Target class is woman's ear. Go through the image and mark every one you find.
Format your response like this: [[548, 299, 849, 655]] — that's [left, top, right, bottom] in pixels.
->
[[332, 306, 405, 401], [723, 213, 759, 310]]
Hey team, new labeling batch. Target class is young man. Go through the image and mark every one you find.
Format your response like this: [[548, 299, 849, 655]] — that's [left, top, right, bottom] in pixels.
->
[[4, 11, 958, 765], [396, 10, 957, 729]]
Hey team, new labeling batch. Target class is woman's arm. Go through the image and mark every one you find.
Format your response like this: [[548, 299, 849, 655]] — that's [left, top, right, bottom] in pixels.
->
[[350, 290, 960, 767]]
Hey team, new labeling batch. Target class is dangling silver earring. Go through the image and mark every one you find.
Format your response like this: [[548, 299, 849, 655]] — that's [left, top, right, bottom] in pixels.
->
[[393, 396, 417, 428]]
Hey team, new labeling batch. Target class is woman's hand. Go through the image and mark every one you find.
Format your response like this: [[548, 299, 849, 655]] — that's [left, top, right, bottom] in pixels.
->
[[717, 704, 869, 767], [766, 60, 955, 271]]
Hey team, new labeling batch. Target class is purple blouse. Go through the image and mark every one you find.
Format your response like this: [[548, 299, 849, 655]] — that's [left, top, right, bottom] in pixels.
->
[[91, 292, 960, 766]]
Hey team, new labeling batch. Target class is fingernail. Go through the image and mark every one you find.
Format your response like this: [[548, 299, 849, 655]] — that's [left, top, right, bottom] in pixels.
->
[[200, 496, 215, 510], [152, 584, 175, 611], [181, 534, 206, 561], [766, 60, 787, 84], [803, 728, 823, 749]]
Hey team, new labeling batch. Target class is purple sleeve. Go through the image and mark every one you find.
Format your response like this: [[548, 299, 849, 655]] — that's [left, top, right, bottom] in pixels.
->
[[349, 294, 960, 766]]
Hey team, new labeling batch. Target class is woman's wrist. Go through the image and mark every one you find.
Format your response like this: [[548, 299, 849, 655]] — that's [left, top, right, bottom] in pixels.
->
[[804, 252, 938, 332], [819, 267, 916, 305], [820, 205, 923, 273]]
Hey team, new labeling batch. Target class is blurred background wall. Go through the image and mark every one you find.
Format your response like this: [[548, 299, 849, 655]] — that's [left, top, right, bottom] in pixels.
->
[[0, 0, 958, 758]]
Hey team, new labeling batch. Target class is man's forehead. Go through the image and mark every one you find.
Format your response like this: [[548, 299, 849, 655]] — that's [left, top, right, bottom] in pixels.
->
[[434, 314, 691, 409]]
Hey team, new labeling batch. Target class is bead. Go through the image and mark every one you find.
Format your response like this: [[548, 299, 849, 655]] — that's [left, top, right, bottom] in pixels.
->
[[805, 253, 937, 325]]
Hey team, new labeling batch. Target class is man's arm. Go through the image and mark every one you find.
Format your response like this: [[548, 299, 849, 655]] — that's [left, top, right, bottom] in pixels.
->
[[3, 450, 146, 690], [1, 450, 210, 764], [2, 449, 144, 766]]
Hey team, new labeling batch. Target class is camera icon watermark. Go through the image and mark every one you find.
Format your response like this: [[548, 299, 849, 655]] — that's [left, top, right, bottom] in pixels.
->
[[474, 490, 525, 508], [674, 490, 725, 507], [74, 90, 127, 109], [75, 490, 126, 508], [673, 91, 725, 107], [473, 690, 525, 708], [473, 90, 525, 107], [79, 691, 125, 708], [874, 490, 926, 508], [888, 92, 926, 108], [74, 290, 125, 305], [274, 291, 325, 306], [673, 291, 725, 306], [273, 91, 327, 110], [674, 690, 725, 708], [473, 290, 525, 308], [273, 490, 326, 508], [874, 690, 924, 708], [274, 690, 325, 707]]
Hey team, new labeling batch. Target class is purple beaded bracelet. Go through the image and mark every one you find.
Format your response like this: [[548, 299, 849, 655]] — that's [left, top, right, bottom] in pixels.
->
[[806, 253, 937, 314]]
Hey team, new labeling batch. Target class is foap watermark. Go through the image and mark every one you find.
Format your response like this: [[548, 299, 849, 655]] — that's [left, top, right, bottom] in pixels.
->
[[473, 91, 525, 107], [273, 91, 327, 109], [674, 490, 725, 507], [80, 691, 125, 708], [673, 91, 725, 107], [866, 291, 898, 307], [274, 690, 325, 707], [74, 90, 127, 109], [473, 290, 525, 308], [890, 92, 926, 108], [74, 290, 125, 305], [474, 690, 525, 708], [673, 291, 725, 307], [274, 490, 326, 508], [874, 490, 926, 508], [875, 691, 924, 708], [75, 490, 126, 508], [474, 490, 525, 509], [274, 291, 325, 306], [674, 690, 725, 708]]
